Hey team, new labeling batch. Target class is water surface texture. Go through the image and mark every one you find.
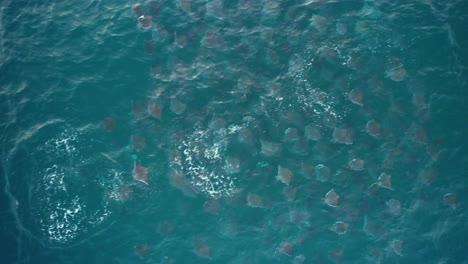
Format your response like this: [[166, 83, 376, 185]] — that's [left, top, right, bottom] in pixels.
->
[[1, 0, 467, 263]]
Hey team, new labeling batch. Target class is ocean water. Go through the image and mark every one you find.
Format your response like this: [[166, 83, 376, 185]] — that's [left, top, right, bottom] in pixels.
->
[[1, 0, 467, 263]]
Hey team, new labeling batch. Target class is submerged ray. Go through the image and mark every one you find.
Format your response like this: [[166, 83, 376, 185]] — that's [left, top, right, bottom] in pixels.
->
[[133, 161, 149, 185], [363, 216, 387, 239], [332, 128, 353, 145], [277, 241, 293, 256], [377, 172, 393, 190], [348, 158, 365, 171], [443, 193, 459, 209], [260, 139, 282, 157], [348, 89, 363, 106], [315, 164, 330, 182], [294, 254, 306, 264], [330, 221, 349, 235], [170, 97, 186, 115], [134, 243, 148, 258], [366, 120, 382, 137], [276, 165, 293, 185], [101, 117, 115, 130], [283, 186, 297, 202], [391, 239, 403, 256], [304, 125, 321, 141], [283, 127, 300, 142], [386, 198, 401, 216], [138, 15, 152, 29], [193, 239, 212, 259], [132, 3, 145, 18], [148, 101, 162, 120], [224, 156, 240, 174], [203, 199, 221, 214], [324, 189, 339, 207], [385, 66, 407, 82], [328, 248, 344, 263], [246, 193, 265, 208]]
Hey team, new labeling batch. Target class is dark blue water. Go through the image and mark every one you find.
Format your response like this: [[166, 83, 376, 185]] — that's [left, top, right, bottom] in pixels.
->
[[1, 0, 468, 263]]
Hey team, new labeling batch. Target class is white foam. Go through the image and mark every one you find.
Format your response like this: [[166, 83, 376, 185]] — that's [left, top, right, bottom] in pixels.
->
[[173, 124, 241, 198]]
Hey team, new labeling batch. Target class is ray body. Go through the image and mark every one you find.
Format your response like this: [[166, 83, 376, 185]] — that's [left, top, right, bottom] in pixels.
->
[[304, 125, 321, 141], [330, 221, 349, 235], [315, 164, 330, 182], [348, 158, 365, 171], [193, 239, 212, 259], [138, 15, 153, 29], [324, 189, 339, 207], [391, 240, 403, 256], [386, 198, 401, 216], [276, 165, 293, 185], [133, 161, 149, 185], [132, 3, 145, 17], [332, 128, 353, 145], [277, 241, 293, 256], [377, 172, 393, 190], [148, 101, 162, 120], [366, 120, 382, 137], [443, 193, 459, 209], [247, 193, 265, 208], [348, 89, 363, 106]]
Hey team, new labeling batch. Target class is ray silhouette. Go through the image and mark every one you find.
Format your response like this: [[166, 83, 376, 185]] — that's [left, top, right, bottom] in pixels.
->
[[277, 241, 293, 256], [330, 221, 349, 235], [377, 172, 393, 190], [133, 161, 149, 185], [348, 88, 363, 106], [276, 165, 293, 185], [148, 101, 162, 120], [324, 189, 339, 207]]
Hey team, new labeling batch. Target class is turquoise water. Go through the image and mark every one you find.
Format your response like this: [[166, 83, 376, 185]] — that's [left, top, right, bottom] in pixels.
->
[[1, 0, 467, 263]]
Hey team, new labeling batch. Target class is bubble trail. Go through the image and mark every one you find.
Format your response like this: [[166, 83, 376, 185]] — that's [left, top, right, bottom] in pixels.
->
[[116, 184, 132, 201], [224, 156, 240, 174]]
